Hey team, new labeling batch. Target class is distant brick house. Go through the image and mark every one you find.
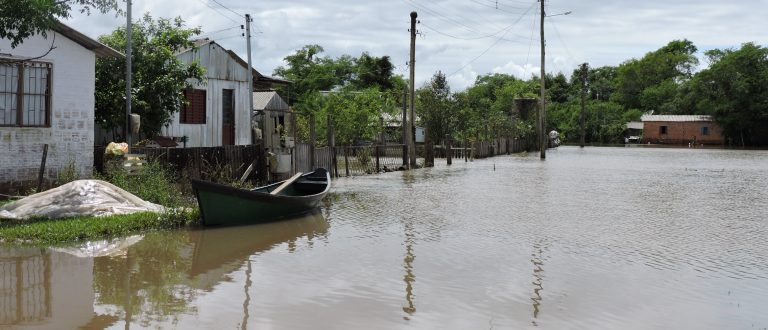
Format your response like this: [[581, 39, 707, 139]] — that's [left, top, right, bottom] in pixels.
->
[[0, 23, 121, 188], [641, 115, 724, 145]]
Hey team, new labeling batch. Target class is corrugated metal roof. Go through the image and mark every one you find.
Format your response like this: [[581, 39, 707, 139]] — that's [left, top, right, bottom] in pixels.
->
[[253, 91, 289, 111], [641, 115, 713, 122], [626, 121, 644, 130]]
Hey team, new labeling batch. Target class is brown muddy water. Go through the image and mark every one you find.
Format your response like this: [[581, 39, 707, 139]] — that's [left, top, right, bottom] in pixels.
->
[[2, 146, 768, 329]]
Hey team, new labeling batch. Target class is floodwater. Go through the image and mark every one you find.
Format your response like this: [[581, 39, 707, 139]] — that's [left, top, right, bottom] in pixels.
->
[[2, 146, 768, 329]]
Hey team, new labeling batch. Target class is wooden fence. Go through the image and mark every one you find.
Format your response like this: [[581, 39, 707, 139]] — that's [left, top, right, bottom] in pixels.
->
[[293, 138, 529, 178], [94, 144, 266, 183]]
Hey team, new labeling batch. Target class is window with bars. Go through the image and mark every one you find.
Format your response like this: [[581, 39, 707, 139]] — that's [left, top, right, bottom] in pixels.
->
[[0, 61, 52, 127], [181, 89, 206, 124]]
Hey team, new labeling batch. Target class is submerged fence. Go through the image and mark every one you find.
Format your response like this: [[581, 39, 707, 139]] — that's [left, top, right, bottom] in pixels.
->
[[294, 137, 530, 178]]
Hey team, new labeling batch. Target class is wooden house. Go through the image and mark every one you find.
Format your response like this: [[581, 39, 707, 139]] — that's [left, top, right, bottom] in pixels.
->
[[0, 22, 121, 187], [641, 115, 724, 145], [161, 39, 289, 147], [253, 91, 291, 152]]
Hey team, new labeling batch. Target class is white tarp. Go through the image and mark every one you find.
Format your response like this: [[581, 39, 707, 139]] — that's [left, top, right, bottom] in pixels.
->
[[52, 235, 144, 258], [0, 180, 165, 220]]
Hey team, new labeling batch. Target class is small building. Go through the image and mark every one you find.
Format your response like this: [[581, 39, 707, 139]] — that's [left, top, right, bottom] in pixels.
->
[[161, 39, 289, 147], [625, 121, 643, 143], [253, 90, 291, 152], [641, 115, 724, 145], [0, 22, 122, 187]]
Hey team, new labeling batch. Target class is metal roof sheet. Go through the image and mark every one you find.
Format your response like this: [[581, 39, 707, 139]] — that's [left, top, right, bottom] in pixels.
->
[[641, 115, 713, 122]]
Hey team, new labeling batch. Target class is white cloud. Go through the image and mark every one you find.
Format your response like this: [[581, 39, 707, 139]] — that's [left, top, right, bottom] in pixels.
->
[[60, 0, 768, 91]]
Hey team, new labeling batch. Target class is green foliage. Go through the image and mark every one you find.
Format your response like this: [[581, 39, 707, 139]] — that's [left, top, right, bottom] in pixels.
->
[[318, 88, 395, 145], [56, 157, 79, 185], [99, 159, 182, 207], [416, 71, 455, 144], [613, 39, 698, 111], [0, 0, 119, 48], [0, 210, 198, 244], [273, 45, 402, 145], [95, 15, 205, 138], [686, 42, 768, 146]]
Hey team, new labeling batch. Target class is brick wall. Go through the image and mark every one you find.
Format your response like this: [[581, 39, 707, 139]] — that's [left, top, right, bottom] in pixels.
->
[[0, 31, 96, 189], [643, 121, 725, 145]]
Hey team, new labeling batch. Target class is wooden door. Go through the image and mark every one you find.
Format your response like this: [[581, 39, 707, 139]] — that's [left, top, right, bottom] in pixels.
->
[[222, 89, 235, 145]]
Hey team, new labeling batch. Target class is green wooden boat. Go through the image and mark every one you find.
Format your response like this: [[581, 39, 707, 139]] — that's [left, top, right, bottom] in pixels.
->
[[191, 168, 330, 226]]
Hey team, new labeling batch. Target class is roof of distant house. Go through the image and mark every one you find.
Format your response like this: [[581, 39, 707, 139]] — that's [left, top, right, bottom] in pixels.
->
[[641, 115, 713, 122], [253, 91, 289, 111]]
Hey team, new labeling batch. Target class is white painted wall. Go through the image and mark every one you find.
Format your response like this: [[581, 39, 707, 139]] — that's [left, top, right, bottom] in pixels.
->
[[0, 31, 96, 186]]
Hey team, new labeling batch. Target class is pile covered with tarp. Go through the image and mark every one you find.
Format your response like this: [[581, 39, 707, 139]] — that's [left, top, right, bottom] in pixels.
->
[[0, 180, 165, 220]]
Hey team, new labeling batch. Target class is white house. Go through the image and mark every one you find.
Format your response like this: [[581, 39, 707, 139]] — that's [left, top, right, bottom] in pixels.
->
[[0, 23, 121, 188], [163, 39, 289, 147]]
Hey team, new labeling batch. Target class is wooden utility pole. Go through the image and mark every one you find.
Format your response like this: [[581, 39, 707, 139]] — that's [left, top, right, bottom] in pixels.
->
[[402, 85, 408, 166], [408, 11, 418, 168], [538, 0, 546, 159], [125, 0, 132, 152], [580, 62, 588, 148], [245, 14, 254, 143]]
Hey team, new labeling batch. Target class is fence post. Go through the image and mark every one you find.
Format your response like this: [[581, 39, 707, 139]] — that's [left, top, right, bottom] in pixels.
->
[[446, 134, 452, 165], [375, 145, 381, 172], [37, 144, 48, 191], [310, 113, 316, 170], [344, 146, 350, 177]]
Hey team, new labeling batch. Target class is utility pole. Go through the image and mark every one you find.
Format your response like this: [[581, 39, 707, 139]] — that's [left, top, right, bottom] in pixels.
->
[[245, 14, 254, 144], [408, 11, 418, 168], [538, 0, 546, 159], [125, 0, 132, 152], [402, 85, 408, 166], [579, 62, 588, 148]]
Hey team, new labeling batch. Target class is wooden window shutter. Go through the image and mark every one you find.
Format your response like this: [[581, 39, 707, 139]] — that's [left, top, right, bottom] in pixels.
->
[[182, 89, 206, 124]]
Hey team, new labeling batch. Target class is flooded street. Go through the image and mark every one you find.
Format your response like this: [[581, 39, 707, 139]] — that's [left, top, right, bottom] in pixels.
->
[[3, 146, 768, 329]]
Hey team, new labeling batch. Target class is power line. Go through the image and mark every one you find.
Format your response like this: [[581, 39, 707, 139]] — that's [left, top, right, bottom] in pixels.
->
[[193, 0, 239, 23], [524, 4, 539, 79], [448, 2, 537, 76], [420, 21, 529, 43], [209, 0, 244, 19], [198, 25, 240, 38]]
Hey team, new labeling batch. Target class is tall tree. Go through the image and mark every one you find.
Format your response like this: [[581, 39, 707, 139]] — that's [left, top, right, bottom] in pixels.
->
[[0, 0, 119, 48], [95, 15, 205, 138], [687, 42, 768, 146], [417, 71, 456, 144], [613, 39, 698, 112]]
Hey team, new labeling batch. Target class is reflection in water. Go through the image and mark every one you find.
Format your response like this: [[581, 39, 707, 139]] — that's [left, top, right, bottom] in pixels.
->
[[402, 221, 416, 319], [0, 248, 51, 326], [187, 211, 329, 282], [4, 147, 768, 329], [241, 259, 252, 330], [530, 239, 548, 326]]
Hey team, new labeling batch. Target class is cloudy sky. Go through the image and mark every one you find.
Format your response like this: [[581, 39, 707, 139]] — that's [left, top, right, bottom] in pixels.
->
[[64, 0, 767, 91]]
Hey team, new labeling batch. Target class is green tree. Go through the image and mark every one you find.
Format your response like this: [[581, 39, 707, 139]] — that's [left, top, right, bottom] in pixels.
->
[[687, 42, 768, 146], [613, 39, 698, 112], [0, 0, 119, 48], [273, 45, 352, 108], [417, 71, 456, 144], [95, 15, 205, 138], [351, 52, 395, 90]]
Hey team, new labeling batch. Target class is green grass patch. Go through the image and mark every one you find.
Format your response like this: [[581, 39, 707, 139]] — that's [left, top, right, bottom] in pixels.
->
[[0, 209, 200, 245]]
